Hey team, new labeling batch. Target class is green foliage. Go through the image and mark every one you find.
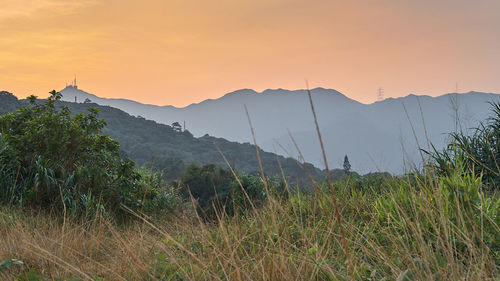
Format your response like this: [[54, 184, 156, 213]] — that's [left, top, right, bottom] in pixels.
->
[[337, 171, 392, 193], [178, 163, 288, 218], [1, 159, 499, 280], [428, 102, 500, 188], [179, 163, 233, 217], [230, 173, 267, 211], [232, 173, 289, 211], [135, 167, 182, 214], [0, 91, 178, 218]]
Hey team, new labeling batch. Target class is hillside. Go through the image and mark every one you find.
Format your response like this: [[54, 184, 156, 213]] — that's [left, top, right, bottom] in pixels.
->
[[0, 91, 326, 183], [60, 86, 500, 173]]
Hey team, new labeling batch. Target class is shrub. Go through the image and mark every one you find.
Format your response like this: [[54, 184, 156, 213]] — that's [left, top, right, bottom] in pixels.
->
[[178, 163, 290, 219], [178, 163, 233, 217], [230, 173, 267, 212], [135, 167, 182, 214]]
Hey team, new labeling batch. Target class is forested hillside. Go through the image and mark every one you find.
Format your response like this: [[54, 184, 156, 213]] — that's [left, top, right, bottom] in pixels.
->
[[0, 91, 328, 183]]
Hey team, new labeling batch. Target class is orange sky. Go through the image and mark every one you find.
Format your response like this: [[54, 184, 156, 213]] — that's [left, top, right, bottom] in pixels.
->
[[1, 0, 499, 107]]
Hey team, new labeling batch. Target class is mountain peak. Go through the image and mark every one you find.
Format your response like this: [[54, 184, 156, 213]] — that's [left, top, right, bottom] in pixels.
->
[[223, 89, 259, 97], [60, 86, 99, 101]]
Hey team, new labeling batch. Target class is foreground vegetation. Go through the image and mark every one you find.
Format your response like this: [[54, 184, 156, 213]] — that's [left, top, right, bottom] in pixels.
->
[[0, 91, 499, 280], [1, 165, 498, 280]]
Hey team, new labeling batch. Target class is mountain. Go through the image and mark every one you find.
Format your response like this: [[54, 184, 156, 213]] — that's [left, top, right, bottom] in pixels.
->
[[272, 92, 498, 173], [60, 86, 500, 173], [60, 86, 362, 142], [0, 91, 325, 184]]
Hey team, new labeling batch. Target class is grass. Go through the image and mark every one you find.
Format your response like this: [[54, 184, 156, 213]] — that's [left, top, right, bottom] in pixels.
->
[[1, 167, 498, 280]]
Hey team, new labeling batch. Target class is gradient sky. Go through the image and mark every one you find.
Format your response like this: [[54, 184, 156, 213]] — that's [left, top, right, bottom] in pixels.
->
[[1, 0, 499, 107]]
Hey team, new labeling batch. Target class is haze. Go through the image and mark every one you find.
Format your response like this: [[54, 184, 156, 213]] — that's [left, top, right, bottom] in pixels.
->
[[1, 0, 499, 107]]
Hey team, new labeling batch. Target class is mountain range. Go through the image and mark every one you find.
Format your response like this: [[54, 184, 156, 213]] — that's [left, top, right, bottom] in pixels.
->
[[60, 86, 500, 173]]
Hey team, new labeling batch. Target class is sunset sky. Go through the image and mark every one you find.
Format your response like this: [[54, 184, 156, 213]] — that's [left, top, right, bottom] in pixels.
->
[[1, 0, 499, 107]]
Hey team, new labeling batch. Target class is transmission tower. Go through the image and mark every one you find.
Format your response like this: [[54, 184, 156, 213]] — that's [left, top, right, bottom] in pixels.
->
[[377, 87, 384, 101]]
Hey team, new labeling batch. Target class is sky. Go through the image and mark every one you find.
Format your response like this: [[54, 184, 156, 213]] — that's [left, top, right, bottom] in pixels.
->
[[1, 0, 499, 107]]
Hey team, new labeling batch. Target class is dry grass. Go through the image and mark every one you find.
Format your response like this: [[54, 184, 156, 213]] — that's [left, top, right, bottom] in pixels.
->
[[0, 208, 177, 280], [1, 171, 498, 280]]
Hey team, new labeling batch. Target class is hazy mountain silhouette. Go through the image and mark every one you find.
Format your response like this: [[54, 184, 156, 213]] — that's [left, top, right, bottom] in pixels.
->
[[60, 86, 500, 173]]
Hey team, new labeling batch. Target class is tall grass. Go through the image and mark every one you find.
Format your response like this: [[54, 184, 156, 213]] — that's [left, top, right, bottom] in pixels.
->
[[1, 163, 498, 280]]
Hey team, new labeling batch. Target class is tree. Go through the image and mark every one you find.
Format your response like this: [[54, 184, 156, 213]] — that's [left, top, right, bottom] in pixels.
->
[[343, 155, 351, 174]]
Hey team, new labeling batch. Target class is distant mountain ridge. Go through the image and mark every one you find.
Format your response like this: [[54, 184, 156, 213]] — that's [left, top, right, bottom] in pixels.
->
[[60, 86, 363, 145], [59, 86, 500, 173]]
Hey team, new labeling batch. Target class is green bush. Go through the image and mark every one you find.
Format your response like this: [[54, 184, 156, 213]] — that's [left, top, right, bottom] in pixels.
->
[[177, 163, 289, 218], [135, 167, 182, 214], [178, 163, 233, 217], [230, 173, 267, 212], [0, 91, 178, 218]]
